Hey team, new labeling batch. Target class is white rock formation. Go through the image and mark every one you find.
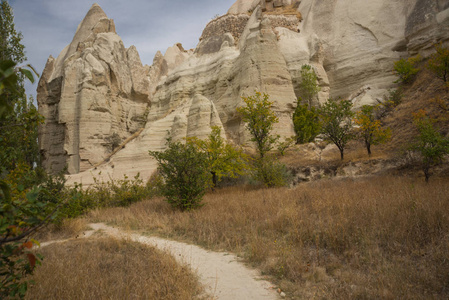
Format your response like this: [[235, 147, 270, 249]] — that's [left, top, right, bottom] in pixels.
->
[[38, 4, 151, 174], [38, 0, 449, 185]]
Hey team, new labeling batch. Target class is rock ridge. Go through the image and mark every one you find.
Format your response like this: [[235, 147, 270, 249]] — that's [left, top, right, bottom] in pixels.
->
[[37, 0, 449, 185]]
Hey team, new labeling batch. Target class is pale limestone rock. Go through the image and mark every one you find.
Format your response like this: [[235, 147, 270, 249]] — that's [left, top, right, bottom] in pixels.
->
[[127, 46, 151, 100], [42, 1, 449, 186], [228, 0, 260, 14], [163, 43, 191, 72], [292, 0, 449, 107], [38, 4, 150, 174], [187, 94, 224, 139]]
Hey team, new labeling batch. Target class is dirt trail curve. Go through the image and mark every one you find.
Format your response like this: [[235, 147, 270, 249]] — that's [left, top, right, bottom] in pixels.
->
[[48, 223, 280, 300]]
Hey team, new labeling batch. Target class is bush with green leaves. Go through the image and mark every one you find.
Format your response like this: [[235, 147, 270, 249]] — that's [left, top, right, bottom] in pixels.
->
[[277, 137, 295, 156], [61, 173, 151, 219], [428, 43, 449, 83], [251, 158, 291, 188], [150, 139, 210, 211], [1, 164, 61, 299], [293, 98, 321, 144], [408, 110, 449, 182], [319, 98, 354, 160], [377, 89, 403, 118], [393, 55, 421, 84], [298, 64, 320, 106]]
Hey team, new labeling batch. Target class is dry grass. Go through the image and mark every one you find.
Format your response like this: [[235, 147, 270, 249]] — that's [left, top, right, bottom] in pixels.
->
[[33, 218, 89, 243], [87, 176, 449, 299], [26, 238, 204, 300], [264, 5, 302, 19]]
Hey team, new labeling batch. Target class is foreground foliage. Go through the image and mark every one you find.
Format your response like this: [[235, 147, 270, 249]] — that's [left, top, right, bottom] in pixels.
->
[[0, 3, 50, 293]]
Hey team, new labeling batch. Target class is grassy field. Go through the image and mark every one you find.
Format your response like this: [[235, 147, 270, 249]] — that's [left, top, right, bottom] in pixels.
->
[[85, 176, 449, 299], [27, 64, 449, 299], [26, 238, 204, 300]]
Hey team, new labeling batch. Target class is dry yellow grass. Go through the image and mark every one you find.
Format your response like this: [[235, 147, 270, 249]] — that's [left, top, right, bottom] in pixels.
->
[[33, 218, 89, 243], [87, 176, 449, 299], [26, 238, 204, 300]]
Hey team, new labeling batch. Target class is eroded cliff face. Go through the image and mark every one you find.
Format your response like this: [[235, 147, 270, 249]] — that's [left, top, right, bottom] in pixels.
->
[[37, 4, 151, 174], [38, 0, 449, 185]]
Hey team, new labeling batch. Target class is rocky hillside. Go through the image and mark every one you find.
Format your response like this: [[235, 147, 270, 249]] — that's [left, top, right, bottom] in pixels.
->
[[37, 0, 449, 185]]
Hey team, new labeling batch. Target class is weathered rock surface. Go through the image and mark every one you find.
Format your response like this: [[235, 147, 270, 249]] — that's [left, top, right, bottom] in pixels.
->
[[38, 4, 151, 174], [38, 0, 449, 185]]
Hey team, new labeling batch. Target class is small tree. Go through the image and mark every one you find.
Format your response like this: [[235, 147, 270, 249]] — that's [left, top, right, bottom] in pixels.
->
[[293, 98, 321, 144], [299, 64, 320, 106], [277, 136, 295, 156], [149, 138, 210, 211], [408, 110, 449, 182], [187, 126, 248, 187], [236, 92, 279, 159], [237, 92, 290, 187], [377, 89, 403, 118], [393, 55, 421, 84], [428, 43, 449, 83], [354, 105, 391, 156], [319, 99, 354, 160]]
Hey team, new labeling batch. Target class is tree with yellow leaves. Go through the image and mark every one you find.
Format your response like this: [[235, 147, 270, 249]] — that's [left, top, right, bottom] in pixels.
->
[[187, 126, 248, 188], [354, 105, 391, 156]]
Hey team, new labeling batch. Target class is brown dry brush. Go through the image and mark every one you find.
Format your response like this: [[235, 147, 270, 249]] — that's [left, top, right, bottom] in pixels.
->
[[88, 176, 449, 299], [26, 238, 204, 300]]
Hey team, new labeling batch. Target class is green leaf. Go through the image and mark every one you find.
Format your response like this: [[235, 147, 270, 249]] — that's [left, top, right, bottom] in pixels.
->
[[19, 68, 34, 83]]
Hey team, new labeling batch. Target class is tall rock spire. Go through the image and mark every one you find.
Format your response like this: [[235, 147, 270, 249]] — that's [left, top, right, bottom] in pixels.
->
[[38, 4, 150, 175]]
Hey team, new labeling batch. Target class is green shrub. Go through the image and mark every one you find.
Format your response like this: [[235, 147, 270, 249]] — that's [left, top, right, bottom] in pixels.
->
[[408, 110, 449, 182], [251, 158, 291, 188], [393, 55, 421, 84], [298, 64, 320, 106], [149, 139, 210, 211], [277, 137, 295, 156], [428, 43, 449, 83], [293, 98, 321, 144], [61, 174, 151, 219]]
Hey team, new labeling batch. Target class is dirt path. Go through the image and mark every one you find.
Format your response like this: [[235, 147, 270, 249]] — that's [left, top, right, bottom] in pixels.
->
[[43, 223, 280, 300]]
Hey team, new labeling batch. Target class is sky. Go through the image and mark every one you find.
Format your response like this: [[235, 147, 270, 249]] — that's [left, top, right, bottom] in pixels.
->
[[9, 0, 237, 99]]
